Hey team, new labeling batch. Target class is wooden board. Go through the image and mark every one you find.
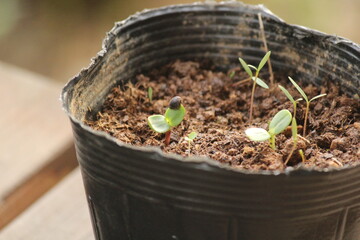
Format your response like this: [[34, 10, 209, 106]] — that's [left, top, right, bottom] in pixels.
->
[[0, 62, 77, 228], [0, 168, 94, 240]]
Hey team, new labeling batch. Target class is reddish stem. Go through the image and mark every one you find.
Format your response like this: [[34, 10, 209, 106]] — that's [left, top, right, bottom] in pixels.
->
[[165, 131, 171, 146]]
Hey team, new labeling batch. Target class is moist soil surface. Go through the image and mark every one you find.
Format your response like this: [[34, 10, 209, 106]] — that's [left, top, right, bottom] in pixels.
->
[[86, 60, 360, 171]]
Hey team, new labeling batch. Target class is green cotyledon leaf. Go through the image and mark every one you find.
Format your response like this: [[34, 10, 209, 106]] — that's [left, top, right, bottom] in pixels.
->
[[165, 104, 186, 127], [245, 128, 271, 141], [268, 109, 292, 135], [257, 51, 271, 73], [239, 58, 253, 77], [148, 115, 170, 133], [252, 77, 269, 89]]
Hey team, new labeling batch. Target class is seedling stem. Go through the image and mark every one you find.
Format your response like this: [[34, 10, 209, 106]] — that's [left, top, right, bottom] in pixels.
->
[[249, 75, 257, 123], [184, 132, 197, 151], [284, 117, 298, 165], [299, 149, 306, 163], [165, 131, 171, 146]]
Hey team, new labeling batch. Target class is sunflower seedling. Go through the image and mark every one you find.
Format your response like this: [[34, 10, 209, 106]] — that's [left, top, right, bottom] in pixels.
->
[[239, 51, 271, 123], [245, 109, 292, 150], [148, 96, 186, 146], [288, 76, 327, 136], [184, 131, 197, 151]]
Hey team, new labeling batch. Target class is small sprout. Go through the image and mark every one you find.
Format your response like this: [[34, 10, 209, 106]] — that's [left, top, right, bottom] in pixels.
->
[[148, 96, 186, 145], [184, 131, 197, 150], [288, 76, 327, 136], [148, 87, 153, 102], [299, 149, 306, 163], [291, 117, 298, 143], [239, 51, 271, 123], [229, 71, 235, 79], [245, 109, 292, 150]]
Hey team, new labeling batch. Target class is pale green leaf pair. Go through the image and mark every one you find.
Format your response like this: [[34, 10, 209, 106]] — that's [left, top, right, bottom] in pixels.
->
[[240, 51, 271, 75], [239, 51, 271, 89], [148, 104, 186, 133], [245, 109, 292, 142], [287, 76, 327, 136], [288, 77, 327, 103]]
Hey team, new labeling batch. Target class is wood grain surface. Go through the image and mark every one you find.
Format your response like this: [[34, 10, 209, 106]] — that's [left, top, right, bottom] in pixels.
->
[[0, 168, 94, 240], [0, 62, 77, 228]]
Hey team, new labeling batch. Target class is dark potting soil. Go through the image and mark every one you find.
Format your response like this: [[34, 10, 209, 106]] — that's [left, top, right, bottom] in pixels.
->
[[86, 60, 360, 171]]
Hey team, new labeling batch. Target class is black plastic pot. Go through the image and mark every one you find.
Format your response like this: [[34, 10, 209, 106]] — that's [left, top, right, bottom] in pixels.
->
[[62, 2, 360, 240]]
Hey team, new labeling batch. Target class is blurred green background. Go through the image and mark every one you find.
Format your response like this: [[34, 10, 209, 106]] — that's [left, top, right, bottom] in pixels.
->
[[0, 0, 359, 83]]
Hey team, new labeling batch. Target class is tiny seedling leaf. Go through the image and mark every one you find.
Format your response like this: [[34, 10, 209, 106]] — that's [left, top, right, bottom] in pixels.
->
[[245, 128, 271, 141], [248, 64, 258, 71], [165, 104, 186, 127], [278, 85, 295, 103], [148, 115, 170, 133], [310, 93, 327, 102], [288, 76, 308, 102], [252, 77, 269, 89], [257, 51, 271, 72], [239, 58, 253, 77], [229, 71, 235, 79], [187, 131, 197, 140], [268, 109, 292, 135], [148, 87, 153, 102]]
